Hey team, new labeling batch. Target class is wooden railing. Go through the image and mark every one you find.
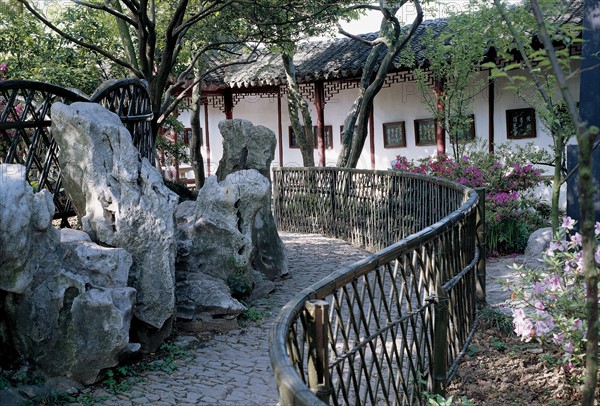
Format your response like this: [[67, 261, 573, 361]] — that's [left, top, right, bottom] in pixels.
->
[[269, 167, 485, 405], [0, 79, 153, 224]]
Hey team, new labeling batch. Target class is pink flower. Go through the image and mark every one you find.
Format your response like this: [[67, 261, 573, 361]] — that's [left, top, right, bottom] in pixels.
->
[[564, 340, 574, 354], [573, 319, 583, 331], [562, 216, 575, 230], [595, 246, 600, 264], [545, 275, 562, 292], [552, 332, 565, 345], [595, 222, 600, 236], [513, 308, 534, 338], [570, 232, 582, 246], [547, 240, 566, 256]]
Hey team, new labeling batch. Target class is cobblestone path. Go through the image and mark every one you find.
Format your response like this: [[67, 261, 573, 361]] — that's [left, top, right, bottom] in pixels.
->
[[79, 233, 517, 406], [86, 233, 369, 406]]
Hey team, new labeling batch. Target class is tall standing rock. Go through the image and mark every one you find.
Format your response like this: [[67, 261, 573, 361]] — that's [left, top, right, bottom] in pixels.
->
[[51, 102, 179, 352], [215, 119, 288, 280], [0, 164, 137, 384], [216, 119, 276, 181]]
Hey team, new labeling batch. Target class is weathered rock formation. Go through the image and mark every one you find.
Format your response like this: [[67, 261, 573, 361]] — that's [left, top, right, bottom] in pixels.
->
[[216, 119, 276, 181], [175, 171, 273, 332], [0, 164, 136, 384], [51, 102, 179, 352], [215, 119, 288, 280]]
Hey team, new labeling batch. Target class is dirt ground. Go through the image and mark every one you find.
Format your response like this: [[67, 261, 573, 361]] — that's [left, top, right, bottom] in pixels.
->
[[445, 314, 599, 405]]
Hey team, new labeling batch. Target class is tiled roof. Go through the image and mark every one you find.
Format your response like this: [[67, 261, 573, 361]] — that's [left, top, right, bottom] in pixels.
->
[[209, 0, 582, 89], [213, 18, 448, 89]]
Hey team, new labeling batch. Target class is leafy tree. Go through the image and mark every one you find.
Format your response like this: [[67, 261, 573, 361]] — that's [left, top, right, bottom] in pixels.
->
[[0, 1, 120, 94], [241, 1, 361, 167], [336, 0, 424, 168], [17, 0, 265, 138], [413, 4, 493, 159], [486, 0, 581, 233], [493, 1, 599, 403]]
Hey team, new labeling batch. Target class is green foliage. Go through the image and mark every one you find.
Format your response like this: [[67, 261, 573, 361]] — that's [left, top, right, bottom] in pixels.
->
[[99, 340, 192, 396], [423, 392, 474, 406], [0, 3, 124, 94], [226, 256, 252, 299], [477, 306, 514, 336], [413, 3, 494, 159], [0, 367, 46, 389], [466, 345, 478, 356]]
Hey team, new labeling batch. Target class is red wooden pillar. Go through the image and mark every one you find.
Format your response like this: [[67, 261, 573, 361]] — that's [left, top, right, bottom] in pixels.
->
[[314, 81, 326, 167], [434, 80, 445, 155], [369, 107, 375, 169], [277, 93, 284, 166], [224, 88, 234, 120], [488, 70, 495, 153], [204, 102, 211, 176]]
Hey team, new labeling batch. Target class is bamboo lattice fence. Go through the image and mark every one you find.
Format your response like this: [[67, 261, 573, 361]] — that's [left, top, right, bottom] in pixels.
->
[[270, 167, 484, 405], [0, 79, 153, 224]]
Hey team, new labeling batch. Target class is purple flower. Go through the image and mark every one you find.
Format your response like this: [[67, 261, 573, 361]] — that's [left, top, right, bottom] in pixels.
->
[[562, 216, 575, 230], [564, 340, 574, 354], [595, 246, 600, 264], [547, 241, 566, 256], [552, 332, 565, 345], [545, 275, 562, 292], [570, 232, 582, 246], [595, 222, 600, 236], [573, 319, 583, 331]]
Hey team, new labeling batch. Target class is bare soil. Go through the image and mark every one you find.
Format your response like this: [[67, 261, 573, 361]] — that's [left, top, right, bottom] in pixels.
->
[[445, 321, 599, 405]]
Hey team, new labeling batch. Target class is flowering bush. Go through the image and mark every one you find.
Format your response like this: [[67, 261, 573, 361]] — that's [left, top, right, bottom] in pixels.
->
[[391, 149, 548, 254], [508, 217, 600, 368]]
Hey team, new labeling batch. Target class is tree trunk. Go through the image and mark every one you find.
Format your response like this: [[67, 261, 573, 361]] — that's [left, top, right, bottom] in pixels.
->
[[337, 5, 423, 168], [282, 53, 314, 167], [190, 66, 205, 190]]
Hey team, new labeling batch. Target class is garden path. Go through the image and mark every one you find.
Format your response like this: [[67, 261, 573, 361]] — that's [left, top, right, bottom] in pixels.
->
[[79, 233, 519, 406]]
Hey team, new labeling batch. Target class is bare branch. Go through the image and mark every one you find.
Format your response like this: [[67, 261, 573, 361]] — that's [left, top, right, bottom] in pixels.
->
[[71, 0, 139, 27], [338, 26, 386, 46], [158, 51, 261, 123]]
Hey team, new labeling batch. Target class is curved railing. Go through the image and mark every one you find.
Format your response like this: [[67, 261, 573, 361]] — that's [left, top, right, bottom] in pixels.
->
[[269, 167, 485, 405], [0, 79, 153, 223]]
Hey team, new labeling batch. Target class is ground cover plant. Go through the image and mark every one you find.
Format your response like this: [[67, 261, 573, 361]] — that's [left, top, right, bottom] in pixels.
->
[[391, 143, 551, 254]]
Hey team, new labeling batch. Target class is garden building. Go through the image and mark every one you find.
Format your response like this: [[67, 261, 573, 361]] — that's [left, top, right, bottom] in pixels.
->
[[173, 17, 581, 194]]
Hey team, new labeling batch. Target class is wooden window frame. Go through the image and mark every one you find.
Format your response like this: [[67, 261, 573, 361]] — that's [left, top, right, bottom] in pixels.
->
[[414, 118, 437, 146], [382, 121, 407, 149], [453, 114, 476, 142], [506, 108, 537, 139]]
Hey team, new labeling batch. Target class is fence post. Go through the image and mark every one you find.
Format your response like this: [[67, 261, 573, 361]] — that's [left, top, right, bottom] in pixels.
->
[[433, 284, 449, 397], [475, 187, 487, 307], [305, 300, 331, 404]]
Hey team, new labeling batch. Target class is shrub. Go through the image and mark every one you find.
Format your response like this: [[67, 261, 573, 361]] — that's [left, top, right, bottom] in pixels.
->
[[506, 217, 600, 368], [391, 144, 549, 254]]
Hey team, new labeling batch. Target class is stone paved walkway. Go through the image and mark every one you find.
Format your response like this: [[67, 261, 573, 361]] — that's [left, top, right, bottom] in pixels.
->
[[76, 233, 521, 406]]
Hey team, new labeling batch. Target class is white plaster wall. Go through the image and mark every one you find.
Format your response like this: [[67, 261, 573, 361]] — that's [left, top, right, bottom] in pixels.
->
[[177, 65, 580, 195]]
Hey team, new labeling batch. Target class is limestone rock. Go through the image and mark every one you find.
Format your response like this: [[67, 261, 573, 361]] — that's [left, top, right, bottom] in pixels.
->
[[175, 170, 278, 330], [0, 163, 136, 384], [0, 164, 58, 294], [51, 102, 179, 351], [524, 227, 553, 260], [213, 119, 288, 280], [6, 271, 135, 384], [176, 171, 270, 285], [176, 274, 246, 334], [216, 119, 276, 181]]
